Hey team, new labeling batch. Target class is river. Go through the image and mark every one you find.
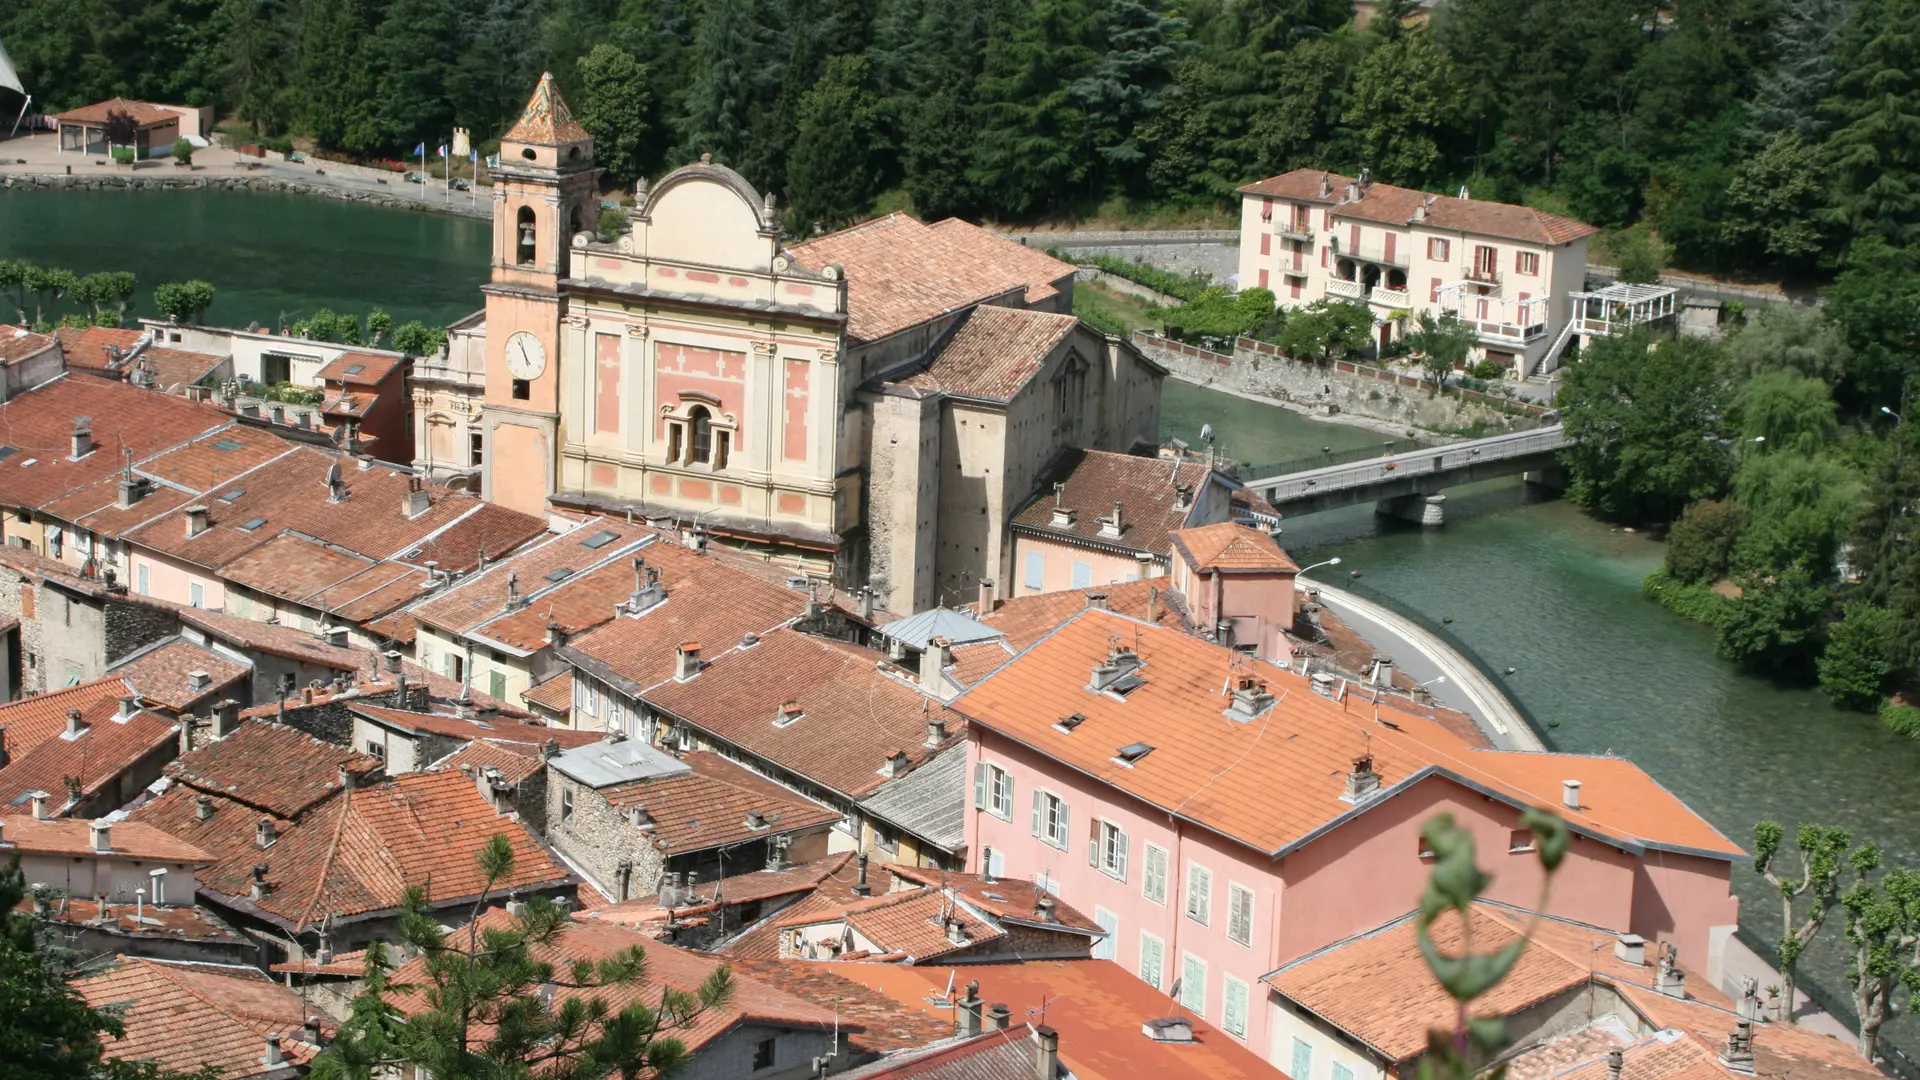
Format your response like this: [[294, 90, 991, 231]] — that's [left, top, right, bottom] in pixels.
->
[[6, 186, 1915, 1049]]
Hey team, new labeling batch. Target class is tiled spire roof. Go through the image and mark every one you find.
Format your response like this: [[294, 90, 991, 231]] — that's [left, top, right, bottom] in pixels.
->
[[505, 71, 590, 145]]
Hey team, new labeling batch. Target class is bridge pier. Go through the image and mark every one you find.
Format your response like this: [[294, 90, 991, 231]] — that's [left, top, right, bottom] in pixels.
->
[[1376, 493, 1446, 527], [1523, 464, 1567, 490]]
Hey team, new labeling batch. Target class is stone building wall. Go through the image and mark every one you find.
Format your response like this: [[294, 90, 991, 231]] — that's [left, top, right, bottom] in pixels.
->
[[545, 774, 667, 903]]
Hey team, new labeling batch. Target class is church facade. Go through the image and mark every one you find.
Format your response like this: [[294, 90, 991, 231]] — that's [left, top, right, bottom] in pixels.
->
[[435, 75, 1166, 614]]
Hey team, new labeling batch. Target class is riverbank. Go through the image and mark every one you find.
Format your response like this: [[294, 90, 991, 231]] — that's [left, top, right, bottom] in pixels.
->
[[0, 170, 490, 217], [1167, 370, 1442, 444]]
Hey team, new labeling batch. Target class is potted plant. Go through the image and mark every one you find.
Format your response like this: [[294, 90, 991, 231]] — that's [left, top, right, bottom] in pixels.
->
[[171, 137, 194, 168]]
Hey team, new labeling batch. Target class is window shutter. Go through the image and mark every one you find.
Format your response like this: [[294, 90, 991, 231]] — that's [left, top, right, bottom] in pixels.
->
[[973, 763, 988, 809], [1057, 800, 1070, 848], [1031, 789, 1043, 837], [1089, 819, 1101, 866], [1292, 1038, 1313, 1080], [999, 773, 1014, 818], [1115, 829, 1129, 881]]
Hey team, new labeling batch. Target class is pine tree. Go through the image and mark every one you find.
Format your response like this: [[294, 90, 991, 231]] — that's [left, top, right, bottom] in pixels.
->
[[218, 0, 290, 133], [1852, 417, 1920, 669], [1823, 0, 1920, 247], [1346, 27, 1460, 186], [674, 0, 780, 170], [370, 0, 458, 152], [968, 0, 1098, 217], [787, 55, 883, 231], [295, 0, 369, 149], [1751, 0, 1851, 141], [1069, 0, 1185, 184]]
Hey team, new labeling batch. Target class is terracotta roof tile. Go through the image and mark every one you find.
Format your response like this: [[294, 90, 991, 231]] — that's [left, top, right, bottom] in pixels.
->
[[54, 98, 180, 127], [349, 702, 599, 748], [220, 531, 376, 604], [409, 519, 650, 636], [22, 895, 245, 943], [0, 325, 57, 362], [642, 628, 962, 801], [165, 719, 382, 820], [725, 957, 958, 1055], [176, 606, 367, 671], [0, 697, 176, 815], [75, 956, 325, 1076], [504, 72, 590, 144], [53, 326, 144, 371], [788, 215, 1073, 342], [1010, 450, 1215, 559], [1239, 168, 1600, 246], [889, 867, 1105, 934], [108, 637, 251, 713], [891, 306, 1078, 402], [433, 738, 548, 786], [1170, 522, 1298, 572], [837, 1029, 1042, 1080], [0, 815, 212, 862], [718, 855, 905, 961], [599, 750, 840, 854], [0, 375, 232, 511], [135, 345, 227, 394], [309, 561, 433, 622], [270, 947, 370, 976], [0, 675, 133, 760], [952, 610, 1743, 859], [818, 887, 1005, 961], [399, 500, 550, 574], [522, 671, 573, 717], [315, 351, 404, 386]]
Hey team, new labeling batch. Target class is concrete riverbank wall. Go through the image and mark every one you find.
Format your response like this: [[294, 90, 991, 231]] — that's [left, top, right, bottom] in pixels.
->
[[1133, 331, 1548, 435], [1, 171, 491, 219]]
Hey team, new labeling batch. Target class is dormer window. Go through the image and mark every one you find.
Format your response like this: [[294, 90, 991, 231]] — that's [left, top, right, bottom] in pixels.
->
[[1115, 742, 1154, 766]]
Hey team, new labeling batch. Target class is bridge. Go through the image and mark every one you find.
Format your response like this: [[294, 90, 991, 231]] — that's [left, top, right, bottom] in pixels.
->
[[1244, 426, 1569, 525]]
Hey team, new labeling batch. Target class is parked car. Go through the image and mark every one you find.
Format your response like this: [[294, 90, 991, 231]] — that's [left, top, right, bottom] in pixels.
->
[[404, 172, 427, 184], [452, 179, 470, 191]]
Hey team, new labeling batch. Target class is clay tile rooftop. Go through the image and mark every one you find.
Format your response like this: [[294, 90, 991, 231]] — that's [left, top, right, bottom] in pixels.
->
[[73, 956, 327, 1076], [951, 608, 1743, 860], [596, 748, 841, 855], [1171, 521, 1300, 572], [0, 374, 232, 511], [1011, 449, 1217, 559], [1238, 168, 1601, 247], [408, 517, 652, 637], [890, 305, 1080, 403], [164, 719, 383, 820], [0, 695, 177, 816], [0, 815, 212, 863], [107, 636, 252, 713]]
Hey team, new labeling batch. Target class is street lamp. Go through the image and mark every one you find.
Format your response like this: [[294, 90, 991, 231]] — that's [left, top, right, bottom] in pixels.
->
[[1298, 557, 1342, 575], [1884, 406, 1903, 425]]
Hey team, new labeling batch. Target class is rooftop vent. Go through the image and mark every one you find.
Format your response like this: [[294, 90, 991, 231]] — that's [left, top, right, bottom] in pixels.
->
[[1099, 501, 1125, 539], [1143, 1018, 1195, 1043], [401, 477, 430, 519], [64, 708, 87, 739], [774, 700, 804, 728], [1343, 753, 1381, 802], [675, 641, 702, 681], [194, 795, 215, 820], [882, 749, 910, 778], [1614, 933, 1646, 966], [70, 417, 94, 459], [187, 670, 210, 692], [1054, 713, 1088, 733], [1115, 742, 1154, 765], [88, 819, 112, 852], [184, 506, 211, 539], [1050, 505, 1076, 528], [1227, 674, 1276, 720], [256, 817, 277, 848], [1562, 779, 1582, 810], [218, 488, 245, 503], [544, 567, 574, 583], [210, 437, 244, 452], [580, 529, 620, 549]]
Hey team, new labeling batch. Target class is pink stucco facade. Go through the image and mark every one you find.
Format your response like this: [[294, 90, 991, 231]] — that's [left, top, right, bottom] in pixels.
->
[[965, 728, 1739, 1070], [1011, 534, 1159, 596]]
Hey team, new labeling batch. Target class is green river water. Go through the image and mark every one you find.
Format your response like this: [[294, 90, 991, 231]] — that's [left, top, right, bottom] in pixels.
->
[[6, 187, 1918, 1047]]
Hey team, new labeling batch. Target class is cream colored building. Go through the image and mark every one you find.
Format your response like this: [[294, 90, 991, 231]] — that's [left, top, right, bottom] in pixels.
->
[[463, 75, 1165, 615], [1237, 170, 1599, 377]]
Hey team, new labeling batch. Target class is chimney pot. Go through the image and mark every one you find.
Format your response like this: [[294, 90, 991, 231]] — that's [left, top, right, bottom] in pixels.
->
[[89, 820, 111, 852], [265, 1034, 283, 1066], [1085, 591, 1109, 610], [1615, 933, 1646, 966], [675, 641, 702, 680], [977, 579, 997, 615], [256, 816, 277, 848], [212, 700, 240, 737], [187, 669, 210, 692], [1562, 779, 1582, 810], [322, 625, 348, 648], [925, 717, 947, 748], [1608, 1048, 1624, 1080], [383, 649, 404, 673], [853, 852, 871, 897], [956, 981, 983, 1037], [884, 749, 910, 777], [65, 708, 86, 738], [1034, 1025, 1060, 1080], [985, 1004, 1012, 1032], [195, 794, 215, 820]]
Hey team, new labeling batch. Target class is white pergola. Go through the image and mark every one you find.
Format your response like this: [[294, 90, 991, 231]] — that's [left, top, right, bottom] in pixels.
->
[[1568, 282, 1679, 339]]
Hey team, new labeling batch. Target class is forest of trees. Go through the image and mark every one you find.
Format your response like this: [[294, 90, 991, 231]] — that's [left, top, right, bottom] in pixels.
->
[[0, 0, 1916, 261]]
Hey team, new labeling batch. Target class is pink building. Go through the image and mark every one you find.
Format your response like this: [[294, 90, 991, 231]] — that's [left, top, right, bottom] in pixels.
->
[[1168, 522, 1299, 661], [951, 608, 1742, 1071]]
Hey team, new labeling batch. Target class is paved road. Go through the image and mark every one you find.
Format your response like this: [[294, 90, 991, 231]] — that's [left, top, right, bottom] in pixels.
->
[[1301, 576, 1543, 751]]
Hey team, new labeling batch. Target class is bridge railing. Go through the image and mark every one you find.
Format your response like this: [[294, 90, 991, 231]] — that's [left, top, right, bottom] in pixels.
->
[[1239, 438, 1427, 480], [1250, 427, 1567, 500]]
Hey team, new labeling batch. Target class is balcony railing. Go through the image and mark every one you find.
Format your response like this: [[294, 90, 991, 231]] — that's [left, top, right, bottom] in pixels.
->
[[1369, 287, 1411, 310], [1279, 226, 1314, 243], [1326, 278, 1366, 300], [1462, 263, 1501, 285]]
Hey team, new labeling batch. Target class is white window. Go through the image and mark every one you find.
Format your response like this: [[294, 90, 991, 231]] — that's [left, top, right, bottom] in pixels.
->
[[1334, 1064, 1355, 1080], [1143, 844, 1168, 904], [584, 680, 599, 717], [1180, 953, 1207, 1015], [136, 563, 149, 595], [1030, 790, 1070, 850], [1090, 819, 1129, 881], [561, 786, 574, 826], [1228, 883, 1255, 946], [1071, 561, 1092, 589], [1023, 551, 1044, 590], [1291, 1037, 1314, 1080], [986, 847, 1006, 878], [1139, 931, 1165, 988], [1093, 907, 1118, 960], [1223, 976, 1250, 1038], [189, 583, 203, 608], [1185, 862, 1212, 925], [972, 763, 1014, 820]]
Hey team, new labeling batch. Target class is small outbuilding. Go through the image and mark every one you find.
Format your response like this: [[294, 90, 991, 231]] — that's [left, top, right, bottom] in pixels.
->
[[54, 98, 202, 158]]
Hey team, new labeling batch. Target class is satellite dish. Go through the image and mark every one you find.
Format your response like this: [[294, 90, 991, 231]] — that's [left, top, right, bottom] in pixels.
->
[[1199, 423, 1214, 443]]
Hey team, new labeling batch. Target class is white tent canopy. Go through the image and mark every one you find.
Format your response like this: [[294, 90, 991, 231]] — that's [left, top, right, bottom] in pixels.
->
[[0, 36, 23, 96]]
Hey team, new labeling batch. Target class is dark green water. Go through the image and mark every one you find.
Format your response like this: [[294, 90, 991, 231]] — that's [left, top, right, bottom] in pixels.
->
[[0, 188, 490, 330], [3, 186, 1907, 1043], [1166, 379, 1920, 1042]]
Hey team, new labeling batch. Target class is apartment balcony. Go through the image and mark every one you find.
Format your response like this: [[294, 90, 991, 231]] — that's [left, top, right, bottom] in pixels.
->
[[1436, 283, 1550, 343], [1369, 287, 1411, 310], [1570, 282, 1680, 337], [1278, 226, 1315, 244], [1462, 263, 1501, 286], [1326, 278, 1366, 301]]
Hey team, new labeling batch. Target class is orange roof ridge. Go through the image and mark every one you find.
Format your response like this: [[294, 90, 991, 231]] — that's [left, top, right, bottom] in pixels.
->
[[295, 786, 360, 931]]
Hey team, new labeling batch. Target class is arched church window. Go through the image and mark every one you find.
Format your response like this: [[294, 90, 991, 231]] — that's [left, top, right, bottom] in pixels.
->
[[688, 406, 713, 465], [516, 206, 536, 265]]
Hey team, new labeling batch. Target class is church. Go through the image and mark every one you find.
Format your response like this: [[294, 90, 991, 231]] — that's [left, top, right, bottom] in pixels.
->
[[417, 74, 1166, 615]]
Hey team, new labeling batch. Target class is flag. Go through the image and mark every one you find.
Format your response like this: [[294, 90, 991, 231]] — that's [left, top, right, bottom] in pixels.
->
[[437, 143, 448, 159], [412, 141, 425, 157]]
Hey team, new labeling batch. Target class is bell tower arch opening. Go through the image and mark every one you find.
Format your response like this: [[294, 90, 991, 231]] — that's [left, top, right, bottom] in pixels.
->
[[516, 206, 537, 265]]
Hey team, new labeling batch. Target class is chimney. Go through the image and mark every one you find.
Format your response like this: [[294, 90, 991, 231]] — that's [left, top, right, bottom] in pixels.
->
[[1607, 1048, 1624, 1080], [945, 917, 969, 945], [883, 749, 910, 778], [627, 560, 665, 616], [548, 621, 570, 649], [195, 794, 215, 820], [322, 625, 348, 648], [1227, 674, 1274, 719], [1614, 933, 1646, 966], [301, 1019, 322, 1047], [977, 579, 996, 615], [65, 708, 86, 738], [744, 809, 768, 830], [251, 864, 271, 901], [856, 585, 875, 621], [88, 820, 112, 852], [256, 816, 277, 848], [212, 699, 240, 737], [325, 462, 346, 503], [118, 694, 139, 719], [919, 635, 957, 699], [184, 505, 210, 539], [402, 477, 431, 519], [507, 894, 529, 918], [1100, 501, 1125, 539], [264, 1034, 284, 1067], [1090, 646, 1143, 692], [1147, 585, 1159, 625], [384, 649, 404, 673], [852, 852, 871, 897], [540, 737, 561, 761], [1173, 482, 1193, 512], [1562, 779, 1582, 810], [504, 571, 520, 612], [1343, 754, 1381, 802], [675, 641, 702, 680], [1033, 897, 1056, 923], [1369, 655, 1394, 687], [980, 847, 995, 883], [925, 717, 947, 748], [1719, 1018, 1756, 1074], [1654, 942, 1686, 998], [339, 765, 357, 791], [71, 417, 94, 459], [176, 717, 195, 755], [956, 981, 983, 1038], [1034, 1026, 1060, 1080], [985, 1004, 1012, 1032], [1085, 591, 1109, 611], [116, 475, 144, 509]]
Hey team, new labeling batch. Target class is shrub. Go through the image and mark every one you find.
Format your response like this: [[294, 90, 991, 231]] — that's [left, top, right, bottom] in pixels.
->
[[1468, 359, 1506, 380], [170, 137, 194, 165], [1880, 700, 1920, 739], [1818, 603, 1895, 711], [597, 206, 630, 242], [1062, 252, 1214, 302], [1664, 498, 1747, 584], [110, 147, 135, 166], [1641, 567, 1735, 627]]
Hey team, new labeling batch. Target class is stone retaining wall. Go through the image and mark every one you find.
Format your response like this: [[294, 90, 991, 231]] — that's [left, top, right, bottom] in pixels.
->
[[1072, 267, 1184, 307], [1002, 229, 1240, 280], [1134, 331, 1547, 434], [1, 171, 491, 218]]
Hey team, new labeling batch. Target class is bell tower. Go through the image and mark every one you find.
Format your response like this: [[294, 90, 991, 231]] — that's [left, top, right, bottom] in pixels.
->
[[480, 72, 601, 515]]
